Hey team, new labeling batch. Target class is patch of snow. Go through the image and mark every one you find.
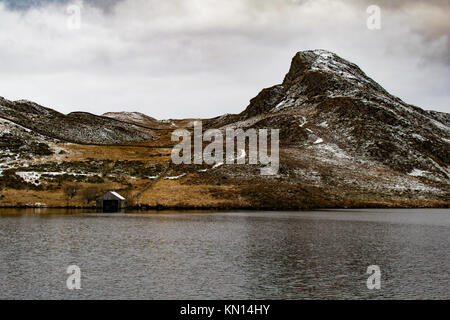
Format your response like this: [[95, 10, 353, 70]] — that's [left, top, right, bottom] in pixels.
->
[[104, 112, 154, 123], [273, 100, 286, 112], [316, 144, 352, 160], [318, 121, 328, 128], [430, 119, 450, 132], [272, 99, 296, 112], [0, 118, 32, 133], [409, 169, 428, 177], [164, 173, 186, 180], [389, 180, 439, 193], [411, 133, 425, 141], [299, 117, 307, 127], [16, 171, 41, 185], [310, 50, 366, 83], [313, 138, 324, 144], [42, 172, 94, 177]]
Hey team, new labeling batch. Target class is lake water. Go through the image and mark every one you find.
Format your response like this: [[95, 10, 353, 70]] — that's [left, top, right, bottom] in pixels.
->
[[0, 209, 449, 300]]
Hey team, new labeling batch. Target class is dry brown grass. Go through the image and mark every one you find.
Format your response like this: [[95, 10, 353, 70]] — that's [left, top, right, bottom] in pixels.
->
[[1, 138, 448, 210], [0, 181, 127, 208], [131, 177, 250, 208], [55, 143, 172, 162]]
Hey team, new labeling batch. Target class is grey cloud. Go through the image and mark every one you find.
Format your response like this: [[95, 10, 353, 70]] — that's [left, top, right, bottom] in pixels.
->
[[0, 0, 448, 118]]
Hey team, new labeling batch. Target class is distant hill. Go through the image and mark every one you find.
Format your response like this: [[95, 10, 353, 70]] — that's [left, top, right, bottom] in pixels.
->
[[103, 112, 159, 127], [0, 97, 155, 145]]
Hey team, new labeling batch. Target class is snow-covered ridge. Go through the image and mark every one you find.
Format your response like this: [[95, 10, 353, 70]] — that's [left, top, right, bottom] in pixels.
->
[[0, 97, 156, 145], [103, 111, 156, 123], [309, 50, 373, 85]]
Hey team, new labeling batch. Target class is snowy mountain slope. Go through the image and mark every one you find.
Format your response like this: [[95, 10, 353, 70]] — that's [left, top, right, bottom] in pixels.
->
[[102, 111, 200, 130], [102, 112, 158, 127], [0, 117, 58, 161], [195, 50, 450, 206], [210, 50, 449, 178], [0, 97, 156, 145]]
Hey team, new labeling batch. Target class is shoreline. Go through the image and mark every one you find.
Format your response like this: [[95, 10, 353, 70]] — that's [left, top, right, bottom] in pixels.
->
[[0, 201, 448, 211]]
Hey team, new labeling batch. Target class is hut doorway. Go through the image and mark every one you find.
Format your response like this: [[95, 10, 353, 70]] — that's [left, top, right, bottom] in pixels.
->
[[103, 200, 119, 212]]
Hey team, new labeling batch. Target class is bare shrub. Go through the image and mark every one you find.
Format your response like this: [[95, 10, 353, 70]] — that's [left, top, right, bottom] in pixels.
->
[[62, 184, 80, 206], [80, 185, 108, 204]]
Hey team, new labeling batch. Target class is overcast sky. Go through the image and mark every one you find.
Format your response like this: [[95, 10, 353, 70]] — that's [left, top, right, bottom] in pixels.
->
[[0, 0, 448, 119]]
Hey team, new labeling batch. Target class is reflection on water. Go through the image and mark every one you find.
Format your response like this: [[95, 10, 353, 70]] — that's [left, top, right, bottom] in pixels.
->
[[0, 208, 449, 299]]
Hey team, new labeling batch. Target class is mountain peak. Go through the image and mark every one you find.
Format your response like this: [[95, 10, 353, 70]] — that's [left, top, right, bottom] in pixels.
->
[[283, 49, 369, 85], [228, 49, 449, 180], [240, 49, 384, 118]]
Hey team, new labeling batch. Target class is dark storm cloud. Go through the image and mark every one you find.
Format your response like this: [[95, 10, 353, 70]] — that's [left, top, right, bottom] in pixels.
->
[[1, 0, 120, 10]]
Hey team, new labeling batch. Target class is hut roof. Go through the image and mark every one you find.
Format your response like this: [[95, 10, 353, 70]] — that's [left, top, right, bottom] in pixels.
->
[[109, 191, 125, 200], [97, 191, 126, 201]]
